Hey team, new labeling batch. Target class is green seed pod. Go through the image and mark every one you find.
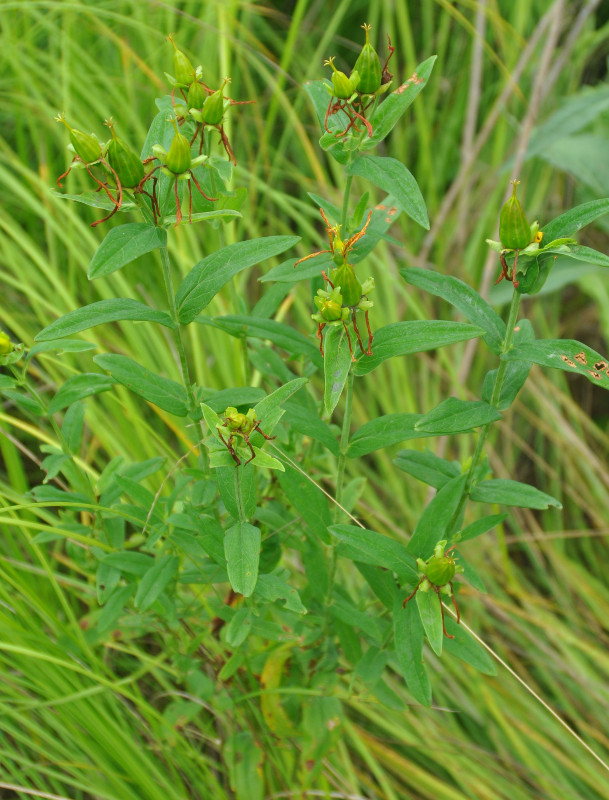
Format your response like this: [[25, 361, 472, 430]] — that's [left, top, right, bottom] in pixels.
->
[[169, 34, 195, 86], [425, 555, 456, 586], [0, 330, 12, 355], [332, 263, 362, 308], [165, 120, 192, 174], [318, 298, 343, 322], [499, 180, 531, 250], [353, 23, 382, 95], [105, 120, 144, 188], [225, 408, 248, 431], [55, 114, 101, 164], [199, 78, 229, 125], [324, 57, 359, 99], [187, 79, 206, 111]]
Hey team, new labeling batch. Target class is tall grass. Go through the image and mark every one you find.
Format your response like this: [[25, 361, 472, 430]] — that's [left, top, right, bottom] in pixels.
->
[[1, 0, 609, 797]]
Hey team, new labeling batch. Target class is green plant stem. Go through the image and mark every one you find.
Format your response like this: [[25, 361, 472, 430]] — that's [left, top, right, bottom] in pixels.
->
[[460, 287, 522, 506], [335, 368, 354, 517], [341, 174, 353, 230], [234, 466, 246, 523], [159, 244, 197, 413]]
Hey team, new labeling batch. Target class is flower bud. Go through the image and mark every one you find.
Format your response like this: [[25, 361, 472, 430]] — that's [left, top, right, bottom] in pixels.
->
[[105, 119, 144, 189], [169, 34, 195, 86], [0, 330, 13, 355], [55, 114, 101, 164], [165, 119, 192, 174], [324, 57, 360, 99], [353, 24, 382, 95], [499, 180, 531, 250]]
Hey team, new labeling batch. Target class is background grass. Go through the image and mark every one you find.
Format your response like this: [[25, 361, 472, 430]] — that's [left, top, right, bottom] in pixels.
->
[[1, 0, 609, 797]]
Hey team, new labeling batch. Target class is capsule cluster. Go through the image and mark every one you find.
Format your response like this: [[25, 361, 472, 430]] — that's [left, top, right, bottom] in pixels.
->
[[323, 23, 395, 138], [54, 35, 253, 227]]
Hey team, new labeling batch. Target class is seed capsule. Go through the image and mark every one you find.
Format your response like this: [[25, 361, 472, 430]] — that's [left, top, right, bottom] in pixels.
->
[[324, 57, 360, 99], [0, 331, 12, 355], [425, 555, 456, 586], [55, 114, 101, 164], [165, 119, 192, 174], [187, 79, 206, 111], [199, 78, 229, 125], [332, 263, 362, 308], [105, 120, 144, 189], [353, 24, 382, 95], [499, 180, 531, 250], [169, 34, 195, 86]]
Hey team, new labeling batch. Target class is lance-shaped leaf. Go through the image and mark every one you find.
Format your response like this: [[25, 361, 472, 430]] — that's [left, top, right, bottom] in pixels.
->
[[36, 299, 176, 341], [347, 413, 427, 457], [354, 321, 485, 376], [502, 338, 609, 392], [393, 593, 432, 707], [415, 398, 501, 435], [443, 617, 496, 675], [48, 373, 115, 413], [471, 479, 561, 509], [329, 524, 417, 584], [88, 224, 167, 279], [402, 268, 506, 354], [134, 555, 179, 611], [406, 474, 467, 558], [541, 198, 609, 241], [324, 325, 353, 416], [347, 155, 428, 230], [416, 587, 444, 656], [94, 354, 189, 416], [367, 56, 437, 144], [176, 236, 299, 324], [394, 450, 461, 489], [224, 522, 261, 597]]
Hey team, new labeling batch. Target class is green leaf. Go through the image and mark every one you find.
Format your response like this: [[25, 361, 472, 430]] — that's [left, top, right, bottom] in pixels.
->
[[406, 475, 467, 558], [216, 465, 257, 520], [394, 449, 460, 489], [347, 155, 428, 230], [94, 354, 189, 416], [176, 236, 300, 324], [471, 479, 561, 509], [324, 326, 353, 416], [225, 732, 265, 800], [260, 254, 333, 285], [225, 608, 253, 648], [97, 584, 136, 635], [416, 588, 443, 656], [88, 224, 167, 279], [482, 318, 534, 410], [48, 374, 115, 414], [101, 551, 155, 576], [203, 387, 265, 413], [224, 522, 261, 597], [277, 465, 331, 544], [201, 315, 321, 365], [255, 573, 307, 614], [329, 524, 417, 584], [25, 340, 97, 365], [354, 562, 396, 610], [542, 198, 609, 241], [415, 398, 501, 435], [443, 618, 496, 675], [401, 268, 506, 354], [456, 513, 507, 543], [502, 338, 609, 392], [393, 593, 431, 707], [36, 299, 176, 341], [62, 401, 85, 454], [367, 56, 437, 145], [50, 188, 136, 212], [347, 414, 427, 457], [283, 402, 340, 456], [251, 377, 309, 444], [134, 555, 179, 611], [163, 209, 241, 226], [354, 321, 485, 376], [560, 244, 609, 268], [0, 375, 16, 391]]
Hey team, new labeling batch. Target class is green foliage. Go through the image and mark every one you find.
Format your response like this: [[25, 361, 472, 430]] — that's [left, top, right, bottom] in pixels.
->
[[2, 4, 609, 800]]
